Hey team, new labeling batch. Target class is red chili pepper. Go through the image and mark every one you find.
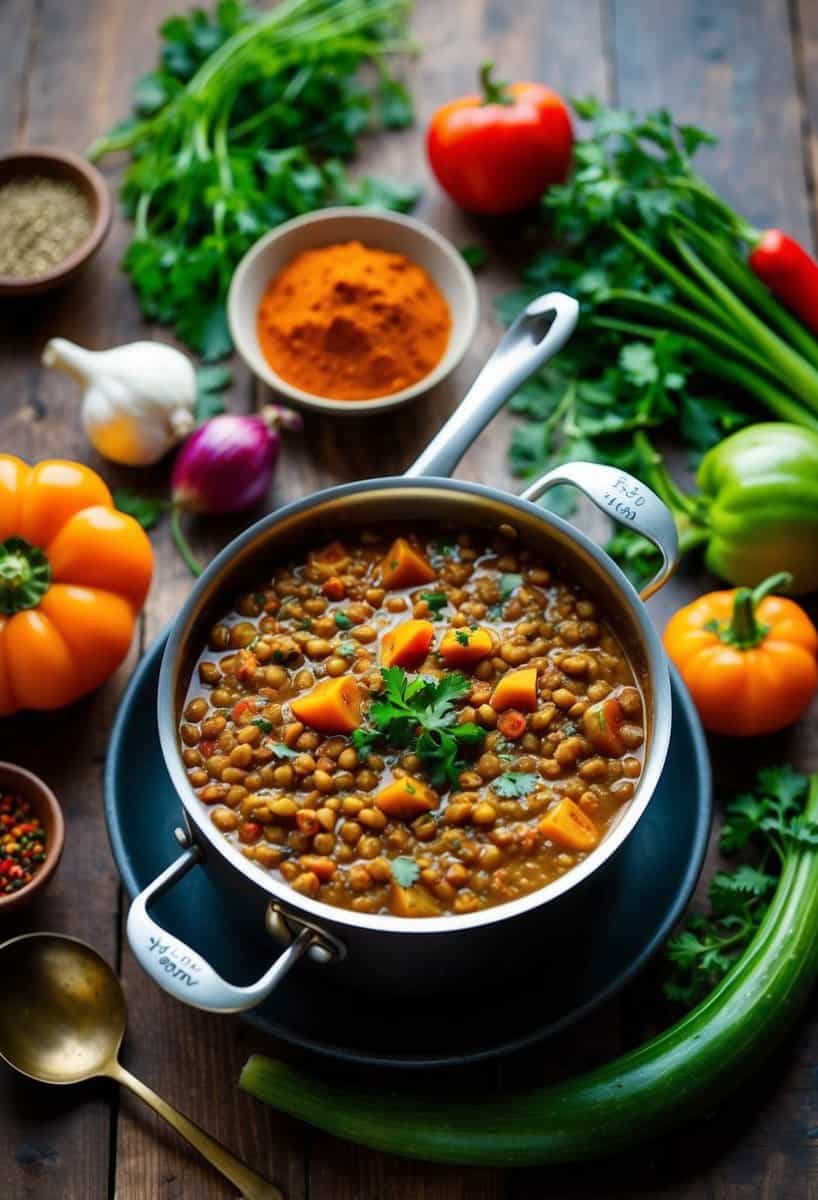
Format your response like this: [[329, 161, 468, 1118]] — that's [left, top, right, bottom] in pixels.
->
[[749, 229, 818, 335]]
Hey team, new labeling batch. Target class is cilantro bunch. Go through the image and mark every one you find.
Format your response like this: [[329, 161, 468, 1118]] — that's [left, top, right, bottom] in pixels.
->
[[89, 0, 418, 358], [664, 765, 818, 1009], [352, 667, 484, 787], [498, 99, 818, 580]]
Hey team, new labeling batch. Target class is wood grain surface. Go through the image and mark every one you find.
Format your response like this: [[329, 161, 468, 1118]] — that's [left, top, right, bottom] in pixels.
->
[[1, 1, 817, 1197]]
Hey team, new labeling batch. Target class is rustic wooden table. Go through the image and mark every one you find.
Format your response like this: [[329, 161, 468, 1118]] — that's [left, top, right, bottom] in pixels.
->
[[2, 0, 818, 1196]]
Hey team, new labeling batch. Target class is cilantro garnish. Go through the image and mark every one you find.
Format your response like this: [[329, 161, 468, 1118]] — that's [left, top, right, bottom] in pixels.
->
[[352, 667, 485, 787], [455, 629, 470, 646], [251, 717, 273, 734], [391, 856, 420, 888], [664, 765, 818, 1008], [492, 772, 539, 798], [421, 591, 448, 615], [334, 612, 353, 629], [338, 640, 356, 657]]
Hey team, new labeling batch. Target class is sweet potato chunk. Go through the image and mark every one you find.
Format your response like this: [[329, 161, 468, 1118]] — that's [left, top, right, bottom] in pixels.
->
[[309, 540, 350, 580], [490, 667, 538, 712], [389, 883, 441, 918], [291, 676, 361, 733], [439, 626, 493, 667], [375, 775, 436, 820], [381, 619, 435, 669], [538, 798, 599, 852], [583, 697, 626, 757], [380, 537, 437, 590]]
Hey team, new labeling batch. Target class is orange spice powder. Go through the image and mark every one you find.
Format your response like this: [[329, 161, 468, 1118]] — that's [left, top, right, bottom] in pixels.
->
[[256, 240, 451, 401]]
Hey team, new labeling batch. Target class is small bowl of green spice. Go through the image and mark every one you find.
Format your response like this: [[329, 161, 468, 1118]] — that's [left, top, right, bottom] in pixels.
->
[[0, 147, 112, 296]]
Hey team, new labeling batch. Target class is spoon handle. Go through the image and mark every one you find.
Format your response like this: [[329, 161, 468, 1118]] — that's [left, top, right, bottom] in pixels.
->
[[110, 1061, 282, 1200]]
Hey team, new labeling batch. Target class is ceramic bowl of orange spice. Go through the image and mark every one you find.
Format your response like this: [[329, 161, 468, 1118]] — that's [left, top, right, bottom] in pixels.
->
[[228, 208, 479, 415]]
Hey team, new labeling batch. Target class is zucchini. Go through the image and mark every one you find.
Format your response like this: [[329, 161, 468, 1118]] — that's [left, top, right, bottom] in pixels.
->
[[240, 775, 818, 1166]]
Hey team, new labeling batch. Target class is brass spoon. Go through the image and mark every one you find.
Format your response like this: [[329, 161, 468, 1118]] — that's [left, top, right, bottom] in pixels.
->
[[0, 933, 281, 1200]]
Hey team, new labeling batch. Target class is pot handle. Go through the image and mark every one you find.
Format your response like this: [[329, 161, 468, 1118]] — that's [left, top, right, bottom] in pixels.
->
[[406, 292, 579, 479], [520, 461, 679, 600], [126, 847, 345, 1014]]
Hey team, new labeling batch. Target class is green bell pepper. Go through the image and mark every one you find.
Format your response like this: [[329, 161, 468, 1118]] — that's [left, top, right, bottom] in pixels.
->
[[697, 423, 818, 593], [608, 423, 818, 594]]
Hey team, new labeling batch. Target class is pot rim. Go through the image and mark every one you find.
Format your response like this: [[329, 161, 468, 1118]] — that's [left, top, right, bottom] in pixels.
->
[[158, 476, 672, 936]]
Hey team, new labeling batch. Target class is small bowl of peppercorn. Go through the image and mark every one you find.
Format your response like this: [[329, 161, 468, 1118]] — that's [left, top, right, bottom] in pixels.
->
[[0, 147, 112, 297], [0, 763, 65, 913]]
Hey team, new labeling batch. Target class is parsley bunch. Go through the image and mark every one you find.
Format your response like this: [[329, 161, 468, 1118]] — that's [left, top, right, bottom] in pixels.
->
[[499, 99, 818, 579], [89, 0, 418, 358], [664, 765, 818, 1009], [352, 667, 484, 787]]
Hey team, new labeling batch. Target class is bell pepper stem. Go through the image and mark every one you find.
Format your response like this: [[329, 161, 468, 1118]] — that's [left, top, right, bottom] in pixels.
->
[[170, 507, 203, 578], [0, 537, 51, 614], [479, 61, 512, 106], [727, 572, 793, 649]]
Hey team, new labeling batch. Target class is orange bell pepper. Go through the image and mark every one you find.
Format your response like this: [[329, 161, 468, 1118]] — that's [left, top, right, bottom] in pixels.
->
[[0, 456, 153, 715], [381, 619, 434, 669], [290, 676, 362, 733], [663, 572, 818, 736], [380, 537, 437, 590]]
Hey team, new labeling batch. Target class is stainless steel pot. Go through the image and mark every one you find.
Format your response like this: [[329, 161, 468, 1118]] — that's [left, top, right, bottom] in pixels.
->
[[128, 293, 679, 1012]]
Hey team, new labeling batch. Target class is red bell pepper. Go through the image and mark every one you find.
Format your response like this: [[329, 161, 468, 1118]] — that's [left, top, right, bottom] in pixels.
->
[[749, 229, 818, 335]]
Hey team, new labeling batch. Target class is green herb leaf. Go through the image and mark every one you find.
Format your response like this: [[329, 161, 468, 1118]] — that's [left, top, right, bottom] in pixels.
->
[[355, 667, 483, 786], [194, 364, 232, 422], [338, 639, 356, 657], [664, 765, 816, 1009], [492, 772, 539, 798], [460, 244, 488, 271], [420, 591, 448, 615], [334, 612, 353, 629], [391, 856, 420, 887], [113, 488, 168, 530], [379, 78, 414, 129], [251, 717, 273, 734]]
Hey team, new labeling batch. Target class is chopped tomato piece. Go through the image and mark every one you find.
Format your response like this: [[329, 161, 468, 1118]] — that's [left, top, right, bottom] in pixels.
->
[[291, 676, 361, 733], [375, 775, 436, 820], [439, 626, 493, 667], [497, 709, 527, 740], [321, 576, 346, 601], [231, 697, 257, 724], [538, 798, 599, 852], [380, 537, 437, 590], [235, 649, 258, 683], [381, 619, 435, 669]]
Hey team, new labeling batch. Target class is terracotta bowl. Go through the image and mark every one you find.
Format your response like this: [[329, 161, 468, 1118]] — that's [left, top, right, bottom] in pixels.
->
[[0, 763, 65, 913], [0, 147, 112, 297]]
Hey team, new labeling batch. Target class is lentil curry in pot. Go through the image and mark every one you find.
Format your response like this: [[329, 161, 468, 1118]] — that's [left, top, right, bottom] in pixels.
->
[[179, 528, 646, 918]]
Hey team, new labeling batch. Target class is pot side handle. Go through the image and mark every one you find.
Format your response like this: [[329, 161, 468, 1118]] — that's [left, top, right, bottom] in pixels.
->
[[521, 461, 680, 600], [406, 292, 579, 479], [126, 848, 337, 1014]]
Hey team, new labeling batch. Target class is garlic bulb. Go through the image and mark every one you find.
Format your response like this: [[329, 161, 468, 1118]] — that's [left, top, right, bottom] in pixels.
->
[[42, 338, 196, 466]]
